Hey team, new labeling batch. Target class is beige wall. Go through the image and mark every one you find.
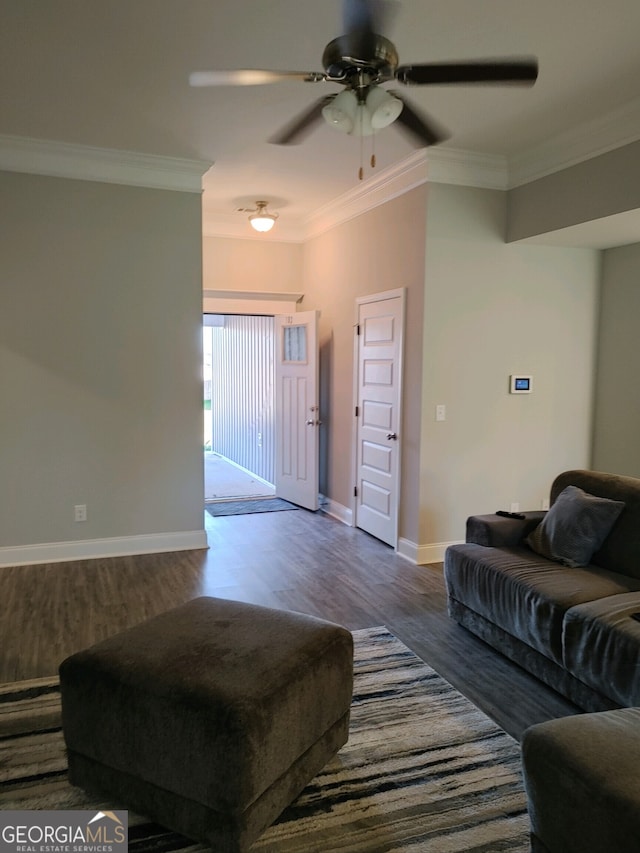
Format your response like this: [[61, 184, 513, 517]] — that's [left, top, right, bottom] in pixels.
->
[[0, 170, 205, 551], [202, 235, 304, 293], [302, 187, 427, 546], [202, 184, 604, 557], [592, 242, 640, 476], [421, 183, 601, 547]]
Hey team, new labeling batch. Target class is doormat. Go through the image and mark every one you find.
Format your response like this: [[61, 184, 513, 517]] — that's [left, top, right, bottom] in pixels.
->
[[205, 497, 300, 517]]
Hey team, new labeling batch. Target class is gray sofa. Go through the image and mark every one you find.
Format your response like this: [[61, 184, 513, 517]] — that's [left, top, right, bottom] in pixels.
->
[[445, 469, 640, 852], [444, 469, 640, 711]]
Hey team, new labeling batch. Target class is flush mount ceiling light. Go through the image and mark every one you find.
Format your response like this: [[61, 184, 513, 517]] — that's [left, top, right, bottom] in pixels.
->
[[248, 200, 279, 233]]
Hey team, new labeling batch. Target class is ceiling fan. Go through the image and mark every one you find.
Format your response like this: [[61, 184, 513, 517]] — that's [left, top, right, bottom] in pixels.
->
[[189, 0, 538, 150]]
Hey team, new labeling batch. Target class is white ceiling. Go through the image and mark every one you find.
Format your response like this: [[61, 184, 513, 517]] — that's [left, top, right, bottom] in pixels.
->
[[3, 0, 640, 244]]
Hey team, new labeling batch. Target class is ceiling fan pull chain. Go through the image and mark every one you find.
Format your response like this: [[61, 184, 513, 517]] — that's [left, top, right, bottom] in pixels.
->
[[371, 134, 376, 169], [359, 118, 365, 180]]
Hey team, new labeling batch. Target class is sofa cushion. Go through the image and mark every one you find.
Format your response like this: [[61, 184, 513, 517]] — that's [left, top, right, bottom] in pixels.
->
[[444, 544, 640, 665], [525, 485, 624, 568], [563, 592, 640, 707], [550, 470, 640, 578]]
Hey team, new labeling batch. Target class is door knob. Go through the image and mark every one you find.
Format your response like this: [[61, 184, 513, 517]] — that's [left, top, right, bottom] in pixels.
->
[[387, 432, 398, 440], [306, 419, 315, 426]]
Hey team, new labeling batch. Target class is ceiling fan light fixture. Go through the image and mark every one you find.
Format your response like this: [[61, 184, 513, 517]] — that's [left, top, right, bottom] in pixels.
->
[[366, 85, 403, 129], [322, 89, 358, 133], [349, 103, 375, 137], [249, 201, 278, 233]]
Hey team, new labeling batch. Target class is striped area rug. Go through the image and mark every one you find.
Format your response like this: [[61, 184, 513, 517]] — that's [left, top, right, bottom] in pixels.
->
[[0, 627, 529, 852]]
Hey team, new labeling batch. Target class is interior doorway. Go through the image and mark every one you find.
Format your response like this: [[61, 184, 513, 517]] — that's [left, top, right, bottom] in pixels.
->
[[203, 313, 276, 502]]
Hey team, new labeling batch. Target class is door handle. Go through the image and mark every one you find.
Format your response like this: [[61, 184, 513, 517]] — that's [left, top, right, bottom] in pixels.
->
[[387, 432, 398, 440]]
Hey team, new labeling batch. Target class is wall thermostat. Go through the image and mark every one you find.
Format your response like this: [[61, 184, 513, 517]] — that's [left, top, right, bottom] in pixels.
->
[[510, 375, 532, 394]]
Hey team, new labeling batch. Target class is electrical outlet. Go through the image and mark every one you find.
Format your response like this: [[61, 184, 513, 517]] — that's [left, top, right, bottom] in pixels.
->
[[510, 502, 520, 513], [74, 504, 87, 522], [542, 497, 550, 511], [435, 404, 446, 422]]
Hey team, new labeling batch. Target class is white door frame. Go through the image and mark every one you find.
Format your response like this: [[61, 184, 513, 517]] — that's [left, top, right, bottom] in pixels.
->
[[351, 287, 406, 549], [202, 293, 319, 508]]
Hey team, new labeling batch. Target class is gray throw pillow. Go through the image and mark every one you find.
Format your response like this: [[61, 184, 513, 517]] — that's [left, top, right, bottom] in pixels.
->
[[525, 484, 625, 567]]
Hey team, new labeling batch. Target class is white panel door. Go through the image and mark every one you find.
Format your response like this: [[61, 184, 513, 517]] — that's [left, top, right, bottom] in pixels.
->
[[275, 311, 319, 510], [354, 291, 404, 546]]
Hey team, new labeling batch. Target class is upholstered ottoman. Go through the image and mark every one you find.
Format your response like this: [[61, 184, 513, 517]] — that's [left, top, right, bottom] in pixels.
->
[[59, 597, 354, 852], [522, 707, 640, 853]]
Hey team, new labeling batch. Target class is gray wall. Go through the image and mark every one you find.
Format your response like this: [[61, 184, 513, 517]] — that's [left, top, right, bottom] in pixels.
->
[[592, 241, 640, 476], [3, 159, 633, 564], [508, 140, 640, 242], [0, 170, 205, 550], [421, 183, 601, 547]]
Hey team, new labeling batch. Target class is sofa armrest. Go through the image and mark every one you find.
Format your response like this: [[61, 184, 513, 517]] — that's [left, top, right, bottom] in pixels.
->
[[466, 511, 546, 548]]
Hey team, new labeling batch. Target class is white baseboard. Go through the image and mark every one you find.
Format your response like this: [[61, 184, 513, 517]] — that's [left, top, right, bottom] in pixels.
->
[[0, 530, 209, 568], [317, 501, 460, 565], [319, 496, 353, 526], [397, 538, 463, 565]]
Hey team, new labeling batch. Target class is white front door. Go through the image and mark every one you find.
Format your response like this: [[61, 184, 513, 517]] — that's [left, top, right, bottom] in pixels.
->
[[274, 310, 319, 511], [353, 290, 405, 547]]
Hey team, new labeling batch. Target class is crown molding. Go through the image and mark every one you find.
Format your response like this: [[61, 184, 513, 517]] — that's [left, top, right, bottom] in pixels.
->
[[508, 95, 640, 188], [200, 145, 505, 244], [303, 146, 509, 240], [9, 88, 640, 235], [200, 146, 507, 243], [304, 150, 430, 239], [427, 147, 508, 190], [0, 134, 212, 192]]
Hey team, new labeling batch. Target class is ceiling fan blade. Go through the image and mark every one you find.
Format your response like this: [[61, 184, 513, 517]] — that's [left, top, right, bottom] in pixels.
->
[[269, 95, 336, 145], [343, 0, 399, 33], [342, 0, 397, 58], [189, 69, 325, 87], [396, 58, 538, 86], [391, 96, 449, 147]]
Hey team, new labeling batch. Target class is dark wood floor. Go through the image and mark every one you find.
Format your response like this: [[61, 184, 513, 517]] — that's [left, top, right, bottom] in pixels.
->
[[0, 506, 579, 740]]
